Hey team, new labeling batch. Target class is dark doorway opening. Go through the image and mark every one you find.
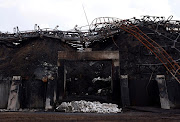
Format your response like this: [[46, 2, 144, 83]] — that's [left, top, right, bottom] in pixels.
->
[[57, 51, 121, 105], [64, 60, 112, 103]]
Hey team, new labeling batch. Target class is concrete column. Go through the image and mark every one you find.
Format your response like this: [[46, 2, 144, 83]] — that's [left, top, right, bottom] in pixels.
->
[[120, 75, 130, 107], [111, 65, 121, 104], [156, 75, 170, 109], [45, 76, 56, 110], [0, 77, 11, 108], [7, 76, 22, 110], [57, 60, 65, 101]]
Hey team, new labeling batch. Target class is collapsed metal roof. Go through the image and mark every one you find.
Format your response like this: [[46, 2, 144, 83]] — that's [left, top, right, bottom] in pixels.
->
[[1, 15, 180, 83], [0, 15, 179, 49]]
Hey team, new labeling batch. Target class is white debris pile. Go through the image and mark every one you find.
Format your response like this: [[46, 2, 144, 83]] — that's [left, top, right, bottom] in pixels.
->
[[92, 76, 111, 83], [56, 100, 122, 113]]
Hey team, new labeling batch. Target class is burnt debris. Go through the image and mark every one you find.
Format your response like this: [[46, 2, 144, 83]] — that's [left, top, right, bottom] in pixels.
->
[[0, 15, 180, 111]]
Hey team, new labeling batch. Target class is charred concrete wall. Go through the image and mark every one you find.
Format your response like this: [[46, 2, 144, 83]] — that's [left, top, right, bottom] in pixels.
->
[[1, 21, 180, 109], [0, 37, 75, 109], [91, 25, 180, 107]]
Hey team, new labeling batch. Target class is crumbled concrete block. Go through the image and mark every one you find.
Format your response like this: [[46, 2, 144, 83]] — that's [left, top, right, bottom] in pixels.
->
[[56, 100, 122, 113]]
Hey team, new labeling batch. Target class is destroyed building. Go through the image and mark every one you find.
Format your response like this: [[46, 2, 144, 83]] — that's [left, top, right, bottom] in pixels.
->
[[0, 15, 180, 111]]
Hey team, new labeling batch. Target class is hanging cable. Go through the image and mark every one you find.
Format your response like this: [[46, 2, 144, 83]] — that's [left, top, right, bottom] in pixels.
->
[[112, 36, 119, 49]]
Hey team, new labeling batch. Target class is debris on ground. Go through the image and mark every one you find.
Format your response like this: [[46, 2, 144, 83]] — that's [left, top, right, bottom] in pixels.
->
[[56, 100, 121, 113]]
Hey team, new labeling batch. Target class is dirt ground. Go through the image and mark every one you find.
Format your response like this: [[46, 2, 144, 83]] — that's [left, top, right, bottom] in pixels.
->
[[0, 108, 180, 122]]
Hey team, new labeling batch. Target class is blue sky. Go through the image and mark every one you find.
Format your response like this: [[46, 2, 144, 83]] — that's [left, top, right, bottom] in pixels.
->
[[0, 0, 179, 32]]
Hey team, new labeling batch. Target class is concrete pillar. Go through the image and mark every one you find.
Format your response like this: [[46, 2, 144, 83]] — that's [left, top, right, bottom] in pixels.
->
[[111, 65, 121, 104], [0, 77, 11, 108], [156, 75, 170, 109], [120, 75, 130, 107], [57, 60, 65, 101], [45, 77, 56, 110], [7, 76, 22, 110]]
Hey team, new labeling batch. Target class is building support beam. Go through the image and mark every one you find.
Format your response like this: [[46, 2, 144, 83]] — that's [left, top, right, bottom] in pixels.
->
[[7, 76, 21, 110], [45, 77, 57, 110], [57, 60, 66, 101], [120, 75, 130, 107], [111, 65, 121, 104], [156, 75, 170, 109]]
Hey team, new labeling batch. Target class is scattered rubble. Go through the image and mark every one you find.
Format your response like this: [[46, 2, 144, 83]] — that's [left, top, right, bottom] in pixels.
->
[[56, 100, 121, 113], [0, 109, 44, 112], [92, 76, 111, 83]]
